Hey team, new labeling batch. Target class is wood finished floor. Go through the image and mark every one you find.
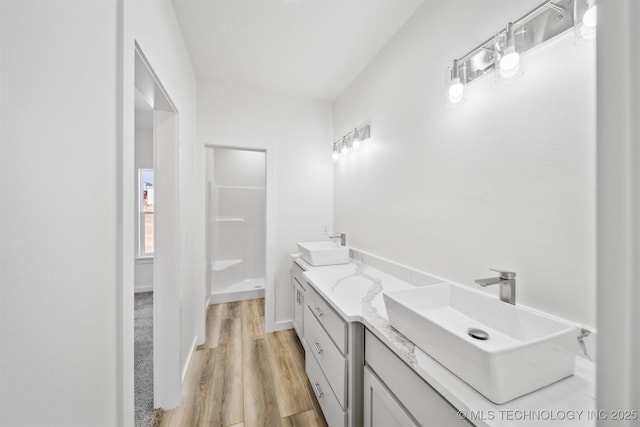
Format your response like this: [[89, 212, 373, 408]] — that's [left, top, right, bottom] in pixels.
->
[[159, 299, 328, 427]]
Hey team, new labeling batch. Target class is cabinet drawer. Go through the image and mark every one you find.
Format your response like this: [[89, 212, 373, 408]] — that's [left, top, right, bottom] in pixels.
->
[[305, 283, 347, 354], [304, 305, 347, 409], [365, 330, 470, 427], [306, 347, 347, 427], [292, 261, 307, 290]]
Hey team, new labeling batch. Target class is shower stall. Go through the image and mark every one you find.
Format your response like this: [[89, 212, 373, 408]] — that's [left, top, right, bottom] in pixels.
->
[[206, 147, 266, 304]]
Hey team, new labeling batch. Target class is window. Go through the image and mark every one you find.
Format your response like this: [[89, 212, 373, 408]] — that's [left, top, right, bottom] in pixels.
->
[[139, 169, 154, 257]]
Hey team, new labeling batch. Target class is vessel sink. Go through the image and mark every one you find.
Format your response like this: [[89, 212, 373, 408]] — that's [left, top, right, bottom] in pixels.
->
[[297, 241, 349, 266], [383, 283, 576, 403]]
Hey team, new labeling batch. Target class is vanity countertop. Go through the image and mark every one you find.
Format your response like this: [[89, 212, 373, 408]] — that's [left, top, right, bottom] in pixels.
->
[[294, 256, 597, 427]]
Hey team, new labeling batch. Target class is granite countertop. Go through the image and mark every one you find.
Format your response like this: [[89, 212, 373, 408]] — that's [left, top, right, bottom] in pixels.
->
[[295, 256, 597, 427]]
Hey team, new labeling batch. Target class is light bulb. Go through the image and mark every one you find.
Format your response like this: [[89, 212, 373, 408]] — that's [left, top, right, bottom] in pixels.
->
[[352, 128, 361, 150], [447, 59, 465, 105], [579, 3, 597, 41], [499, 49, 520, 71], [583, 4, 597, 28], [448, 78, 464, 104], [341, 145, 349, 155], [332, 151, 339, 161], [496, 22, 522, 80]]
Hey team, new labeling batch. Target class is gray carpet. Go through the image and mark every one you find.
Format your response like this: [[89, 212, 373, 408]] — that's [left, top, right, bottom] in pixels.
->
[[135, 292, 154, 427]]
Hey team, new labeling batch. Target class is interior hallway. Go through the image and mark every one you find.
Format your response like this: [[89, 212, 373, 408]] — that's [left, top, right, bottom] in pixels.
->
[[159, 299, 328, 426]]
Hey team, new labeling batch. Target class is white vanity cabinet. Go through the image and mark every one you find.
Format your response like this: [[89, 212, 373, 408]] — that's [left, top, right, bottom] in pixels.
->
[[291, 261, 307, 343], [302, 277, 363, 427], [364, 329, 471, 427], [294, 258, 593, 427]]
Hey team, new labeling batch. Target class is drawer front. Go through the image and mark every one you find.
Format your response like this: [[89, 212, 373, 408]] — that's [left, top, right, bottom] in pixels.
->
[[306, 348, 347, 427], [364, 366, 418, 427], [305, 283, 347, 354], [292, 261, 307, 290], [304, 305, 347, 409], [365, 330, 470, 427]]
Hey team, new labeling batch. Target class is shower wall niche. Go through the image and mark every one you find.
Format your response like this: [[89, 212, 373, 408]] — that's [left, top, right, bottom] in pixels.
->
[[206, 147, 266, 304]]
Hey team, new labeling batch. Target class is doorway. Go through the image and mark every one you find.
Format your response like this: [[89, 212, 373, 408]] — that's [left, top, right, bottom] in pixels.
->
[[203, 140, 277, 333], [133, 46, 181, 425], [205, 147, 266, 305], [133, 73, 155, 427]]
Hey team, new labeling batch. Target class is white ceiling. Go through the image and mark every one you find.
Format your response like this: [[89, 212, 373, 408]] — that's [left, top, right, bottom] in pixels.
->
[[172, 0, 424, 101]]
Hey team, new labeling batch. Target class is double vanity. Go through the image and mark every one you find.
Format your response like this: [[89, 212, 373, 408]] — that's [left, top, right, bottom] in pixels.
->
[[292, 242, 595, 427]]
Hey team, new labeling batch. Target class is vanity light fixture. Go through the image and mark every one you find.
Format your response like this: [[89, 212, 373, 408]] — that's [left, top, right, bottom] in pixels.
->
[[445, 0, 594, 103], [332, 124, 371, 162], [574, 0, 597, 43]]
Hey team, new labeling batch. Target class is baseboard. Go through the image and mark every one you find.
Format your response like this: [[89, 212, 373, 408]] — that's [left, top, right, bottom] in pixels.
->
[[210, 288, 265, 304], [181, 336, 198, 384], [266, 319, 293, 333], [134, 285, 153, 293]]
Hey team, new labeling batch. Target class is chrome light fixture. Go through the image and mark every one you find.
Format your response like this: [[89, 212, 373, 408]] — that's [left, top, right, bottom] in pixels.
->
[[574, 0, 597, 43], [332, 124, 371, 162], [445, 0, 594, 104]]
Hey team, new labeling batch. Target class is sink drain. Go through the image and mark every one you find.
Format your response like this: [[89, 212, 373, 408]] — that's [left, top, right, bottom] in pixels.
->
[[467, 328, 489, 340]]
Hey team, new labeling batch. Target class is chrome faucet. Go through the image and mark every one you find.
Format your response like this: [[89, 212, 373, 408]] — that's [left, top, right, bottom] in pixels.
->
[[328, 233, 346, 246], [475, 269, 516, 305]]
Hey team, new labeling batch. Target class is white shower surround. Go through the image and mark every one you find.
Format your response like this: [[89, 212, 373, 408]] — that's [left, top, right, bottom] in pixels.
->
[[208, 148, 266, 304]]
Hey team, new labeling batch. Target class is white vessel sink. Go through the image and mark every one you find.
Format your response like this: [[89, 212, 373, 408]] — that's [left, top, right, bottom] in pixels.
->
[[297, 241, 349, 266], [383, 283, 576, 404]]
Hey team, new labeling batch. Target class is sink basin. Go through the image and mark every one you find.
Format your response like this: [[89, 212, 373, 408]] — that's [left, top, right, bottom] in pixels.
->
[[383, 283, 576, 403], [297, 241, 349, 266]]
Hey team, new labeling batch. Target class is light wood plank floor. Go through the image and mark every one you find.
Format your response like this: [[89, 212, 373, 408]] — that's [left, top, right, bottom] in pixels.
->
[[158, 299, 328, 427]]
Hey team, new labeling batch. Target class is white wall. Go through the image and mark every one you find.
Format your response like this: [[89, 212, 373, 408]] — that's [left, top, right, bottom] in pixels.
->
[[333, 0, 596, 327], [135, 128, 154, 292], [135, 128, 153, 169], [0, 1, 119, 424], [135, 258, 154, 292], [123, 0, 203, 413], [214, 148, 266, 188], [197, 80, 333, 328]]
